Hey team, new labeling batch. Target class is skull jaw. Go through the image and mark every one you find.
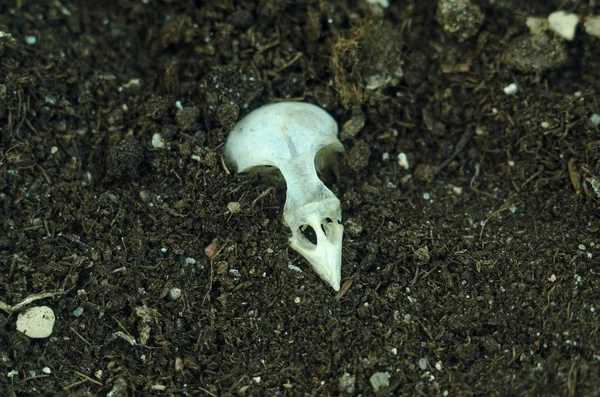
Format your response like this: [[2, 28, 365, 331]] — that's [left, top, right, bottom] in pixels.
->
[[285, 199, 343, 291]]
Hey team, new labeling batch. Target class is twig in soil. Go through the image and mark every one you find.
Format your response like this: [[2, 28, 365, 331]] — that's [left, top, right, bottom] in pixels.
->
[[478, 200, 521, 241], [0, 291, 65, 314], [72, 371, 103, 386], [220, 155, 230, 174], [198, 386, 218, 397], [276, 52, 303, 72], [251, 187, 275, 208], [70, 327, 92, 346], [437, 129, 473, 172]]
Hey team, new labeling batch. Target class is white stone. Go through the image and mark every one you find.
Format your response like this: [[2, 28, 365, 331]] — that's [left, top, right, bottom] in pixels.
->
[[590, 114, 600, 126], [369, 371, 390, 392], [503, 83, 518, 95], [397, 152, 409, 170], [584, 16, 600, 38], [151, 133, 166, 148], [548, 11, 579, 41], [16, 306, 56, 339]]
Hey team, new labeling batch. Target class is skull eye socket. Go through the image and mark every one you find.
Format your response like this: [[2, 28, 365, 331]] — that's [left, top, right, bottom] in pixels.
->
[[299, 225, 317, 245]]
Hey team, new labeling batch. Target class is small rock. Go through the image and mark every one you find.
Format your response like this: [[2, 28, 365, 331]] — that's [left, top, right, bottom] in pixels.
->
[[397, 152, 409, 170], [16, 306, 55, 339], [418, 357, 428, 370], [437, 0, 485, 42], [174, 357, 184, 372], [584, 16, 600, 38], [548, 11, 579, 41], [205, 239, 220, 260], [72, 307, 84, 317], [369, 371, 390, 392], [503, 83, 518, 95], [227, 201, 241, 214], [169, 287, 182, 301], [151, 133, 166, 149], [341, 106, 366, 139]]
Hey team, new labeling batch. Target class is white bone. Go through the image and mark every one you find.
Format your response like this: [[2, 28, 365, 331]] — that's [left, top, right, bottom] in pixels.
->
[[224, 102, 345, 290]]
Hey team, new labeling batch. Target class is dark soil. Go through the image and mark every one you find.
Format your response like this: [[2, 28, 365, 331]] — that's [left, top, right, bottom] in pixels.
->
[[1, 0, 600, 396]]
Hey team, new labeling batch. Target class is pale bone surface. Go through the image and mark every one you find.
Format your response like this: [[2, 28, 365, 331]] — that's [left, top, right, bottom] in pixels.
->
[[224, 101, 345, 291]]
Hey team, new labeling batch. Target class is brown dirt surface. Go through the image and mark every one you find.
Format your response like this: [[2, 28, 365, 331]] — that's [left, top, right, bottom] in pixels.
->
[[1, 0, 600, 396]]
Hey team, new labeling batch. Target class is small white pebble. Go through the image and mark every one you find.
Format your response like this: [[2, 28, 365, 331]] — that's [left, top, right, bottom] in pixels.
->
[[549, 274, 557, 282], [590, 114, 600, 126], [584, 16, 600, 38], [579, 244, 586, 251], [25, 35, 37, 45], [435, 361, 443, 371], [184, 257, 196, 265], [503, 83, 518, 95], [391, 348, 398, 355], [42, 367, 51, 374], [418, 358, 428, 370], [548, 10, 579, 41], [16, 306, 55, 339], [169, 287, 182, 300], [175, 100, 183, 110], [229, 269, 241, 278], [382, 152, 390, 162], [452, 186, 463, 195], [540, 121, 550, 129], [7, 369, 18, 378], [508, 160, 515, 167], [152, 133, 166, 149], [294, 297, 301, 304], [397, 152, 409, 170], [423, 192, 430, 200], [253, 376, 261, 384]]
